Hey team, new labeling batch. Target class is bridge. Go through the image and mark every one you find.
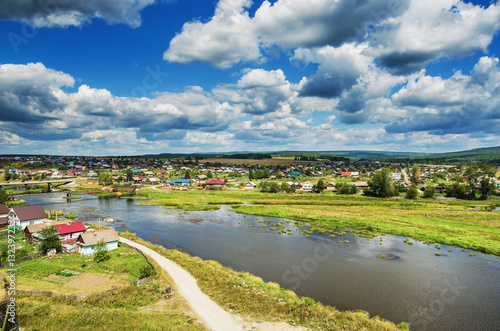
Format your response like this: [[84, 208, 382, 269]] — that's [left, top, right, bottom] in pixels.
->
[[0, 180, 74, 192]]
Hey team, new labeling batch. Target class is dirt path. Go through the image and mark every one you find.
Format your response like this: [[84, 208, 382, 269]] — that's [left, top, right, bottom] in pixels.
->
[[119, 237, 242, 331]]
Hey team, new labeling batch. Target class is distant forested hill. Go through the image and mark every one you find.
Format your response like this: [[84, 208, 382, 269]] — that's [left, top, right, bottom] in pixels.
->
[[382, 146, 500, 165]]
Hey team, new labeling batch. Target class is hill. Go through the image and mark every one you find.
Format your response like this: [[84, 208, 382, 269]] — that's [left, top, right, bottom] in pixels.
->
[[383, 146, 500, 165]]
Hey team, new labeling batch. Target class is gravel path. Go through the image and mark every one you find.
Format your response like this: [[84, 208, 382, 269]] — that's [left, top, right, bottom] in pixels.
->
[[119, 237, 242, 331]]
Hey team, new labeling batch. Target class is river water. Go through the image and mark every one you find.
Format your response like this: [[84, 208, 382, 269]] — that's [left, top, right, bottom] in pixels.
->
[[23, 193, 500, 331]]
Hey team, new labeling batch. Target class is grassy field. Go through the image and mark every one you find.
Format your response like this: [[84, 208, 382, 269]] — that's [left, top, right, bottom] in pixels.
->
[[13, 244, 204, 330], [138, 190, 500, 255], [120, 232, 404, 330]]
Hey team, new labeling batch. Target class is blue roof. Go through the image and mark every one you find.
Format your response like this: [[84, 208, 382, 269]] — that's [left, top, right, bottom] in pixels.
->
[[171, 179, 192, 183]]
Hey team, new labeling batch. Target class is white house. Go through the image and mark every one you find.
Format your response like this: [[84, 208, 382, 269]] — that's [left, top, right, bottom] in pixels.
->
[[244, 182, 257, 189], [76, 228, 119, 256], [8, 205, 48, 229], [302, 182, 313, 191], [50, 171, 63, 179]]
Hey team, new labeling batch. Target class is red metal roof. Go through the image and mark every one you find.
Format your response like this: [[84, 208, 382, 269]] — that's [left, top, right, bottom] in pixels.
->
[[55, 222, 87, 235], [12, 205, 46, 221], [206, 180, 226, 185], [0, 204, 10, 214]]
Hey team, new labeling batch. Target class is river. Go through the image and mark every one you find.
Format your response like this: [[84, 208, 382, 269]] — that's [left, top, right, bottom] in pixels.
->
[[22, 192, 500, 331]]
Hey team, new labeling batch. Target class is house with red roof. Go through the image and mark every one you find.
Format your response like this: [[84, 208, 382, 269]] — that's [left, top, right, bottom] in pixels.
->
[[205, 179, 226, 186], [54, 221, 88, 241]]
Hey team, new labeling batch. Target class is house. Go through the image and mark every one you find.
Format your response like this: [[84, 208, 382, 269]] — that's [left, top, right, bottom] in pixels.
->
[[148, 177, 160, 184], [54, 221, 88, 241], [195, 175, 207, 180], [302, 182, 313, 191], [346, 182, 369, 190], [76, 228, 119, 256], [8, 205, 47, 229], [87, 177, 98, 184], [0, 204, 10, 229], [341, 172, 351, 178], [24, 220, 68, 244], [50, 171, 63, 179], [171, 179, 193, 186], [288, 171, 302, 177], [244, 182, 257, 189], [205, 179, 226, 186]]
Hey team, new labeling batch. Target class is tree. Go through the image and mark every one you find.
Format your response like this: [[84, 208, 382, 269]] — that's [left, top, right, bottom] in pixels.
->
[[337, 182, 358, 195], [276, 172, 283, 179], [368, 168, 394, 198], [206, 170, 213, 179], [410, 165, 420, 185], [93, 239, 110, 262], [98, 171, 113, 186], [0, 188, 7, 205], [4, 171, 11, 181], [406, 185, 419, 199], [125, 169, 134, 181], [479, 177, 495, 200], [423, 186, 436, 199], [248, 169, 254, 180], [184, 170, 191, 179], [39, 226, 62, 254], [312, 179, 326, 193]]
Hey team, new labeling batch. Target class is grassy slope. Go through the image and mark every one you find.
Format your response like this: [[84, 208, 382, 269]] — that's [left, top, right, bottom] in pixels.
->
[[15, 246, 203, 330], [139, 190, 500, 255]]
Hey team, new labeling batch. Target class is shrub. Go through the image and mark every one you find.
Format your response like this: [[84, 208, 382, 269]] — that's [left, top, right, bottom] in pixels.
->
[[94, 240, 110, 262], [139, 265, 153, 278], [406, 185, 419, 199], [423, 186, 436, 199]]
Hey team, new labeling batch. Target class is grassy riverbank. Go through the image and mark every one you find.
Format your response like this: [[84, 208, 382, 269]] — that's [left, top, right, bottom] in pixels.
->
[[138, 190, 500, 255], [13, 244, 203, 330], [120, 232, 405, 330]]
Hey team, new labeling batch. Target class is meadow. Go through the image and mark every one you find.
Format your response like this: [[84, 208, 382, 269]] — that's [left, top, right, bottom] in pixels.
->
[[137, 190, 500, 255], [13, 244, 203, 330]]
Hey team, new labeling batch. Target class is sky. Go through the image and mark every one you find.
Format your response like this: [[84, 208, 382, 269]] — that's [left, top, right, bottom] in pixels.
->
[[0, 0, 500, 156]]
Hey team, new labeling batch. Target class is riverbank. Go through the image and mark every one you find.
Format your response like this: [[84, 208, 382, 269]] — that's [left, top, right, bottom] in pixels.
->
[[119, 232, 405, 330], [136, 190, 500, 255]]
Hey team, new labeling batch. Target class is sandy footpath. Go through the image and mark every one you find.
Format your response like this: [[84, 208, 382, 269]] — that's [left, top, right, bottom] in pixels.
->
[[119, 236, 242, 331]]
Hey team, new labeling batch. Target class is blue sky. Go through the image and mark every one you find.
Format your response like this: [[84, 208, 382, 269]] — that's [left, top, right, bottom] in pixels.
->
[[0, 0, 499, 156]]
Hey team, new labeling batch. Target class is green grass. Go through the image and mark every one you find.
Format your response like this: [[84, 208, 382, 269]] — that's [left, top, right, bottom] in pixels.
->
[[95, 192, 120, 197], [16, 246, 150, 283], [138, 190, 500, 255], [16, 253, 203, 331], [120, 232, 402, 330], [17, 294, 203, 331], [6, 199, 26, 207], [65, 213, 78, 219], [119, 195, 150, 200]]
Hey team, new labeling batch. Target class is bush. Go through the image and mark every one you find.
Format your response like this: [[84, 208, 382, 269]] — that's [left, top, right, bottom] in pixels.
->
[[139, 265, 153, 278], [39, 226, 62, 254], [93, 240, 110, 263], [406, 185, 419, 199], [423, 186, 436, 198]]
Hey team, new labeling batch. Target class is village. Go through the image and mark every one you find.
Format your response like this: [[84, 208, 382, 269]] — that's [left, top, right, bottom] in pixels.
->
[[1, 203, 119, 257], [1, 154, 499, 197]]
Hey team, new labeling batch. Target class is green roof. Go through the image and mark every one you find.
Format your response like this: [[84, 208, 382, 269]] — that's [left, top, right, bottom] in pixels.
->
[[289, 171, 302, 175]]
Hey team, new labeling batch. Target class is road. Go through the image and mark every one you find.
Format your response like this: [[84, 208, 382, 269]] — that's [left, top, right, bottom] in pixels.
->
[[119, 237, 242, 331]]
